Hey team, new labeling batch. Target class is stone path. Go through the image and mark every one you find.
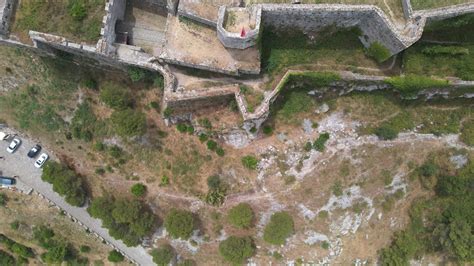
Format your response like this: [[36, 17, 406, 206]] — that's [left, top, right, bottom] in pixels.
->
[[0, 129, 155, 266]]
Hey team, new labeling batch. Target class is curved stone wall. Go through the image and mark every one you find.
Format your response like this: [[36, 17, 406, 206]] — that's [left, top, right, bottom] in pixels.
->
[[217, 6, 262, 50]]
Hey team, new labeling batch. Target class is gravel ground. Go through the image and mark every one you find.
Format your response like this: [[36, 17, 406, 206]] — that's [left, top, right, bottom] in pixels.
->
[[0, 129, 155, 266]]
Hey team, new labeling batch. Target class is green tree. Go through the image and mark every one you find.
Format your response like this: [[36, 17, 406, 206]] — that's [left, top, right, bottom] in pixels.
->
[[42, 162, 86, 207], [164, 209, 195, 239], [263, 211, 294, 245], [131, 183, 147, 197], [228, 203, 254, 229], [366, 42, 391, 63], [375, 125, 398, 140], [41, 242, 69, 263], [99, 83, 133, 110], [151, 244, 175, 266], [219, 236, 255, 264], [108, 250, 124, 262], [111, 109, 147, 138]]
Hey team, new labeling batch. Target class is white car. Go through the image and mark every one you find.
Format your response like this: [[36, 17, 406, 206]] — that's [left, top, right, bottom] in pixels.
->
[[34, 153, 49, 168], [6, 138, 21, 153]]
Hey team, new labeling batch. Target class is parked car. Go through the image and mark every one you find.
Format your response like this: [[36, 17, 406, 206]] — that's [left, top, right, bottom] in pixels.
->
[[0, 132, 10, 141], [0, 176, 16, 186], [27, 144, 42, 158], [6, 138, 21, 153], [34, 153, 49, 168]]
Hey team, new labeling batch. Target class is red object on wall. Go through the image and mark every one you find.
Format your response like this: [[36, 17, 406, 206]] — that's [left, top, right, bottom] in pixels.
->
[[240, 27, 246, 37]]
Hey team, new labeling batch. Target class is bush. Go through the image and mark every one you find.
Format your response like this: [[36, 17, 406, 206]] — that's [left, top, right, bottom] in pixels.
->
[[111, 109, 147, 138], [131, 183, 147, 197], [108, 250, 124, 262], [219, 236, 255, 264], [164, 209, 195, 239], [206, 140, 217, 151], [199, 118, 212, 129], [207, 175, 222, 191], [228, 203, 254, 229], [176, 124, 187, 133], [366, 42, 391, 63], [332, 180, 343, 197], [304, 141, 312, 152], [163, 107, 173, 118], [99, 83, 133, 110], [42, 161, 86, 207], [80, 245, 91, 253], [241, 155, 258, 170], [71, 102, 97, 142], [88, 197, 156, 246], [10, 221, 20, 230], [151, 245, 174, 266], [216, 147, 225, 157], [263, 211, 294, 245], [0, 250, 15, 265], [128, 67, 146, 82], [385, 75, 449, 98], [262, 125, 273, 135], [375, 125, 398, 140], [313, 132, 330, 151], [198, 133, 208, 142]]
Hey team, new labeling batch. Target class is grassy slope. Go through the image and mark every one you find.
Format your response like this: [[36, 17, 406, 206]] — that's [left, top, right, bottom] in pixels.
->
[[12, 0, 104, 43]]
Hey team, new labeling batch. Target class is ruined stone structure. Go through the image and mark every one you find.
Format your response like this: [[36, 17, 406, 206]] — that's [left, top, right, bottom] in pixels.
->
[[0, 0, 14, 37], [1, 0, 474, 134]]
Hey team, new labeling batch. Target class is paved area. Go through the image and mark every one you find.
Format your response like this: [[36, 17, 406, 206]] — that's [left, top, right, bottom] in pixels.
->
[[0, 129, 155, 266]]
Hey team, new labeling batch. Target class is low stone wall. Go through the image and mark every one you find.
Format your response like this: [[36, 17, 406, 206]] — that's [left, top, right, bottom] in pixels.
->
[[414, 2, 474, 22], [401, 0, 413, 19], [96, 0, 126, 55], [217, 6, 262, 50], [0, 0, 15, 37]]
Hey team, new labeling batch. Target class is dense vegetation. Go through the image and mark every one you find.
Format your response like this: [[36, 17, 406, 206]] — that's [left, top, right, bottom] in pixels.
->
[[164, 209, 195, 240], [366, 42, 391, 63], [219, 236, 255, 264], [241, 155, 259, 170], [99, 83, 133, 110], [130, 183, 147, 197], [110, 109, 147, 138], [151, 244, 175, 265], [385, 75, 449, 98], [88, 197, 157, 246], [13, 0, 104, 42], [0, 234, 34, 263], [227, 203, 254, 229], [42, 161, 87, 207], [263, 211, 294, 245], [107, 250, 124, 262], [380, 156, 474, 264]]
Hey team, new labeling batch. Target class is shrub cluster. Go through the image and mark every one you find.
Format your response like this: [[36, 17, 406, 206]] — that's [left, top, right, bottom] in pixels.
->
[[227, 203, 254, 229], [70, 102, 97, 142], [42, 161, 87, 207], [88, 197, 157, 246], [111, 109, 147, 138], [130, 183, 147, 197], [380, 159, 474, 264], [0, 250, 15, 265], [108, 250, 124, 262], [263, 211, 294, 245], [366, 42, 391, 63], [99, 83, 133, 110], [164, 209, 195, 240], [0, 234, 34, 261], [205, 175, 226, 206], [241, 155, 258, 170], [313, 132, 330, 151], [219, 236, 255, 264], [151, 244, 175, 265], [33, 226, 86, 264]]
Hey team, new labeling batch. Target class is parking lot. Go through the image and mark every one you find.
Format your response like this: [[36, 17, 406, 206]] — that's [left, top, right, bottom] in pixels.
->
[[0, 128, 155, 265]]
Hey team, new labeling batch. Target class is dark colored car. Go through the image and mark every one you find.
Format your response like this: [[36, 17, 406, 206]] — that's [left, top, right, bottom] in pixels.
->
[[0, 176, 16, 186], [27, 144, 42, 158]]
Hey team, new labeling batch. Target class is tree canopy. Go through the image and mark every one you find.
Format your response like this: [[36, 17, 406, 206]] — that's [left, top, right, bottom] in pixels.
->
[[42, 161, 86, 207], [164, 209, 195, 240], [263, 211, 294, 245], [228, 203, 254, 229], [219, 236, 255, 264], [151, 244, 175, 266]]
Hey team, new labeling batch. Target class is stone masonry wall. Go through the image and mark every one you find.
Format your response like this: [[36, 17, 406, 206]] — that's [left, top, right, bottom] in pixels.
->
[[217, 6, 262, 50], [0, 0, 15, 37], [96, 0, 126, 55], [260, 4, 422, 54]]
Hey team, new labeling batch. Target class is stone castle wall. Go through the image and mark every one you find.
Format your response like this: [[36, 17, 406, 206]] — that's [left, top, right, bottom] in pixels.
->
[[0, 0, 15, 37], [96, 0, 126, 55], [259, 4, 423, 54], [217, 6, 262, 50]]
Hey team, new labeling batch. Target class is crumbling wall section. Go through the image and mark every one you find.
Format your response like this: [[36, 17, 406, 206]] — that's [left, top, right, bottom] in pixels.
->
[[0, 0, 15, 37], [217, 6, 262, 50], [96, 0, 126, 55], [260, 4, 423, 55]]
